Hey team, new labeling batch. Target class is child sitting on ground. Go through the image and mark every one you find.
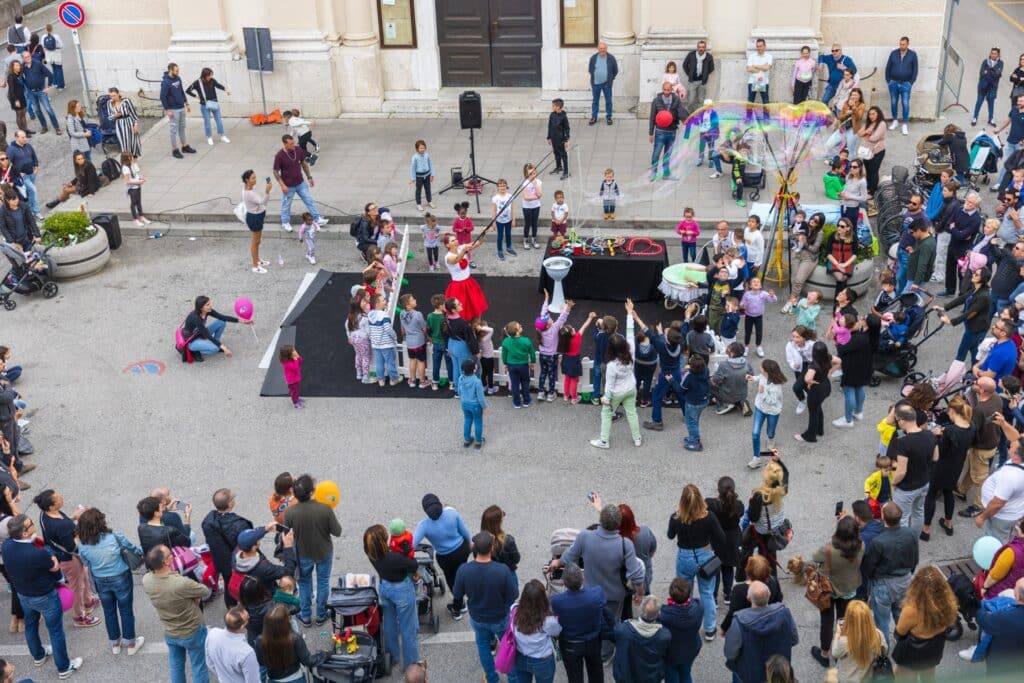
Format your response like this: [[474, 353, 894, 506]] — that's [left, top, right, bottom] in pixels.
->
[[388, 519, 415, 558], [863, 455, 894, 519], [557, 311, 596, 404], [830, 147, 850, 179]]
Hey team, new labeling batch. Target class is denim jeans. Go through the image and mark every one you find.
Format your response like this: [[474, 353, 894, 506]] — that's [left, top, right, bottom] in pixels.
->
[[51, 63, 65, 89], [843, 385, 865, 422], [538, 354, 558, 394], [995, 141, 1022, 188], [298, 555, 332, 622], [470, 616, 513, 683], [165, 623, 209, 683], [651, 130, 677, 176], [591, 81, 613, 121], [93, 571, 136, 644], [431, 345, 453, 385], [895, 248, 909, 293], [200, 101, 224, 137], [888, 81, 912, 121], [514, 652, 555, 683], [20, 590, 70, 673], [892, 484, 928, 535], [651, 369, 685, 424], [751, 408, 779, 459], [822, 82, 839, 106], [21, 172, 39, 216], [681, 243, 696, 262], [188, 318, 226, 355], [665, 663, 694, 683], [675, 547, 716, 632], [462, 404, 484, 442], [747, 85, 770, 108], [373, 347, 399, 382], [496, 221, 512, 253], [955, 327, 988, 365], [508, 363, 531, 407], [26, 90, 59, 129], [685, 400, 709, 444], [709, 151, 723, 173], [870, 576, 910, 644], [975, 86, 998, 122], [281, 180, 321, 226], [379, 578, 419, 670]]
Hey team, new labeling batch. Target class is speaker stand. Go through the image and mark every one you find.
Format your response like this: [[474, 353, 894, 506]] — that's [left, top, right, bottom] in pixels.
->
[[439, 128, 495, 213]]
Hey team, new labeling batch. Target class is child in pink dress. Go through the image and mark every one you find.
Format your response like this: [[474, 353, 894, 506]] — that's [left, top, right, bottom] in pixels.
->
[[452, 201, 476, 267]]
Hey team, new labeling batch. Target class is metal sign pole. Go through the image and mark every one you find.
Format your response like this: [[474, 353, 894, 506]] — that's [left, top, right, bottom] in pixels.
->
[[70, 29, 93, 115]]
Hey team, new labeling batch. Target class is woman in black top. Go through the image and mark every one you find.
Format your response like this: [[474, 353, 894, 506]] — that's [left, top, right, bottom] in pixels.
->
[[1008, 52, 1024, 111], [46, 151, 104, 209], [480, 505, 521, 576], [706, 476, 744, 603], [922, 395, 976, 541], [938, 267, 993, 366], [35, 489, 99, 627], [5, 61, 30, 134], [182, 295, 252, 360], [795, 342, 833, 442], [0, 192, 39, 251], [720, 554, 783, 635], [185, 68, 231, 145], [835, 323, 873, 427], [257, 604, 327, 682], [667, 484, 725, 640], [136, 495, 190, 554], [364, 524, 420, 671]]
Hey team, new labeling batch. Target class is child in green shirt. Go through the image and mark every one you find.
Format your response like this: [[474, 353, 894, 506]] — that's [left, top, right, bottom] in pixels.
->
[[426, 294, 452, 389], [500, 321, 536, 408]]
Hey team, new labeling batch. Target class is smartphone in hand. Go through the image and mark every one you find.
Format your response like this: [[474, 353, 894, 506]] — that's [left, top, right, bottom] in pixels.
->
[[834, 501, 843, 518]]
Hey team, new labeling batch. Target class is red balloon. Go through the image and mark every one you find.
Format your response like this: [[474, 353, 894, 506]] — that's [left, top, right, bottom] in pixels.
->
[[655, 110, 674, 128]]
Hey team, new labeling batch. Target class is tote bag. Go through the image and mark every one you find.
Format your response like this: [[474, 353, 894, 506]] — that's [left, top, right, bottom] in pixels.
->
[[494, 607, 518, 674]]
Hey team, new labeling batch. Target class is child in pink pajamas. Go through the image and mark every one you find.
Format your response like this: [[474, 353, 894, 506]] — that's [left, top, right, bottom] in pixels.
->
[[346, 293, 373, 383]]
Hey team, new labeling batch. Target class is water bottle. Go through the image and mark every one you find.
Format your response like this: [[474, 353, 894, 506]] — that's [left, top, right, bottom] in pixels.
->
[[278, 253, 284, 267]]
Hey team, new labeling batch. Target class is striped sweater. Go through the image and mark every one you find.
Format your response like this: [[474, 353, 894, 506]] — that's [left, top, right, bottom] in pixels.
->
[[367, 310, 397, 349]]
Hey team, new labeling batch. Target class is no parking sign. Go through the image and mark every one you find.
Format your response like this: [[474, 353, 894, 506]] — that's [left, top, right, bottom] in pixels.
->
[[58, 1, 86, 29]]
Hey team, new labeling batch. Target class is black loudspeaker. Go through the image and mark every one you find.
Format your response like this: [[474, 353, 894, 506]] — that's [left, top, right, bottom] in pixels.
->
[[459, 90, 482, 130], [93, 213, 122, 250]]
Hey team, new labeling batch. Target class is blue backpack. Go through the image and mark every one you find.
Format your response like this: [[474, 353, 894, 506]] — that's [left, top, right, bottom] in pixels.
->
[[43, 34, 57, 51]]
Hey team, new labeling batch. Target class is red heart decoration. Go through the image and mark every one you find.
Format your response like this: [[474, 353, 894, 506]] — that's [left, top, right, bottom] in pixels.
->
[[459, 258, 469, 269]]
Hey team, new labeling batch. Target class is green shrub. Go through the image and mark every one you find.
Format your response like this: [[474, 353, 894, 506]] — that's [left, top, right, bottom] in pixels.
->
[[41, 211, 97, 248]]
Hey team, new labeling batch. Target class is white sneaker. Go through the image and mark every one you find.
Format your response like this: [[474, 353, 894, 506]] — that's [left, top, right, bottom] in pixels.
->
[[853, 411, 864, 421], [795, 401, 807, 415], [538, 391, 547, 401], [832, 417, 855, 428], [780, 302, 792, 314], [259, 259, 271, 266], [417, 204, 424, 211], [888, 120, 899, 130], [306, 254, 316, 265], [589, 438, 610, 449], [207, 137, 214, 146], [58, 658, 82, 679], [220, 135, 230, 143], [315, 217, 329, 226], [901, 123, 908, 135], [428, 202, 436, 208], [141, 217, 152, 225], [633, 437, 642, 447], [747, 457, 765, 469], [133, 219, 144, 227], [34, 644, 53, 666], [709, 171, 721, 179], [111, 643, 121, 655], [126, 637, 145, 655], [756, 346, 764, 357], [252, 265, 268, 274], [829, 369, 843, 379], [281, 223, 293, 232], [958, 646, 976, 662]]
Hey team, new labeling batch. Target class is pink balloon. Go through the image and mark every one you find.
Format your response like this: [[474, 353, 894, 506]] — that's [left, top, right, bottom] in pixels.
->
[[57, 585, 74, 612], [234, 297, 254, 321]]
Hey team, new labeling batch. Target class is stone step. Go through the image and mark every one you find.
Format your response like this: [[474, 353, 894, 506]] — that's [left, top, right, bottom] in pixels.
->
[[373, 88, 638, 119]]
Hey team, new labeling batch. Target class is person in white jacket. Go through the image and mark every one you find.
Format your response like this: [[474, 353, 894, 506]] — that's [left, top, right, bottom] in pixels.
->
[[591, 304, 642, 449]]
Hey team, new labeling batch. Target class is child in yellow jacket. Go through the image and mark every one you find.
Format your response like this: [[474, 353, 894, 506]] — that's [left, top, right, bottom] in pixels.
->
[[863, 455, 894, 519]]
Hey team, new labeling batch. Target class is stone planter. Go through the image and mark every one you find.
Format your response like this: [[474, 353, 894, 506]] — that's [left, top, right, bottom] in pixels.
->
[[805, 259, 876, 302], [50, 227, 110, 280]]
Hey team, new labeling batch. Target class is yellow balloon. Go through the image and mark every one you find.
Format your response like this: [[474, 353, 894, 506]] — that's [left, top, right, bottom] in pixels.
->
[[314, 480, 340, 508]]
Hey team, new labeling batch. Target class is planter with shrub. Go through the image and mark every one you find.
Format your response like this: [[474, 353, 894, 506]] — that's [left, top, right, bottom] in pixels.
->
[[41, 211, 110, 279], [804, 222, 879, 301]]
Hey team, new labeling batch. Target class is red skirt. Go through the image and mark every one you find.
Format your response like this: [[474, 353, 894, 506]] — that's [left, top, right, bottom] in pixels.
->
[[446, 277, 489, 321]]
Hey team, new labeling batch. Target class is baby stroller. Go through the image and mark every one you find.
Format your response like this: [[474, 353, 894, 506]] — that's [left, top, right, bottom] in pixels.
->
[[318, 579, 389, 682], [968, 130, 1002, 187], [414, 543, 443, 634], [0, 242, 58, 311], [543, 528, 579, 598], [94, 95, 121, 152], [869, 291, 941, 385]]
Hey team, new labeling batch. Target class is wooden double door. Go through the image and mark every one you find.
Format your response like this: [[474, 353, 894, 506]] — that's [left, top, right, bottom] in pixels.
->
[[436, 0, 542, 87]]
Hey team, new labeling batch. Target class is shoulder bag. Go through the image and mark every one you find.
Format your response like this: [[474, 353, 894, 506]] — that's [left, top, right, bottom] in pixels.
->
[[695, 547, 722, 580], [233, 190, 247, 224], [494, 606, 517, 674], [857, 144, 875, 161], [763, 505, 792, 551], [115, 533, 144, 572], [804, 545, 834, 610], [870, 649, 895, 680]]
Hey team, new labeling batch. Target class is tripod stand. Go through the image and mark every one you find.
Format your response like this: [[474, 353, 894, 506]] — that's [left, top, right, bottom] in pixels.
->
[[439, 128, 496, 213]]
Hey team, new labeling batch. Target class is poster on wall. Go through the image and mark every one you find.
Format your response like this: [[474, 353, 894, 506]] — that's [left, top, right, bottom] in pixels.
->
[[378, 0, 416, 48]]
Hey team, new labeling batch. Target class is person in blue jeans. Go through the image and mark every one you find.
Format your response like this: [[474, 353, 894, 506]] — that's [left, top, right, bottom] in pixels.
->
[[648, 82, 688, 180], [20, 53, 60, 135], [76, 508, 146, 655], [937, 267, 992, 366], [0, 515, 83, 678], [667, 485, 726, 640], [141, 545, 210, 683], [284, 474, 342, 627], [991, 94, 1024, 190], [364, 524, 420, 671], [458, 359, 486, 449], [452, 531, 518, 683], [884, 37, 918, 134], [185, 68, 231, 145], [273, 135, 328, 232], [681, 354, 710, 451], [182, 295, 253, 359], [587, 42, 618, 125], [974, 48, 1004, 126]]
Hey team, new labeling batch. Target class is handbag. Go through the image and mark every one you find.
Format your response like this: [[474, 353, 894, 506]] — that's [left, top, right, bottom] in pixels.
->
[[857, 145, 875, 161], [494, 606, 517, 674], [694, 548, 722, 580], [870, 651, 895, 680], [233, 192, 247, 224], [115, 534, 144, 572], [804, 546, 834, 610], [764, 506, 792, 551]]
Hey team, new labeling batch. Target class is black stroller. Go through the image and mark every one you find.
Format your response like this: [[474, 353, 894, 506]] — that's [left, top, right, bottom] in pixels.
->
[[869, 291, 942, 385], [414, 543, 443, 634], [94, 94, 121, 154], [317, 580, 390, 682], [0, 242, 58, 311]]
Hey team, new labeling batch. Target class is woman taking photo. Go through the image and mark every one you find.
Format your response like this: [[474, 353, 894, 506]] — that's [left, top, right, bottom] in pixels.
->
[[937, 267, 993, 366], [795, 341, 833, 443], [76, 508, 145, 655], [511, 579, 561, 683], [828, 600, 887, 682], [106, 87, 141, 157], [706, 476, 744, 604], [34, 490, 100, 628], [182, 295, 254, 360], [891, 566, 958, 680], [837, 88, 866, 153], [920, 396, 975, 541], [363, 524, 419, 672], [738, 457, 789, 576], [480, 505, 521, 578], [790, 212, 826, 301], [839, 160, 868, 228], [6, 61, 31, 135], [667, 484, 725, 641], [825, 217, 858, 300], [809, 516, 864, 668], [241, 170, 272, 274], [65, 100, 94, 161], [859, 106, 888, 199], [256, 604, 328, 682]]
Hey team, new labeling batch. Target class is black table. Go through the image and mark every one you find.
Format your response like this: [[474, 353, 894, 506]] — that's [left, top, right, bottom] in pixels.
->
[[537, 238, 670, 303]]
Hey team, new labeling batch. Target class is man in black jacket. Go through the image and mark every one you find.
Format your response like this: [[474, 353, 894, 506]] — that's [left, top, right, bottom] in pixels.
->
[[201, 488, 256, 608], [546, 98, 570, 179], [682, 41, 714, 110], [648, 82, 689, 181], [862, 502, 918, 643], [232, 527, 297, 594]]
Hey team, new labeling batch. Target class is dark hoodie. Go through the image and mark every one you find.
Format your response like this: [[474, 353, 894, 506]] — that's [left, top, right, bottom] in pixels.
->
[[612, 618, 672, 683], [659, 600, 703, 668], [232, 546, 298, 595], [723, 603, 799, 683], [160, 70, 187, 110], [938, 130, 970, 176], [201, 510, 253, 576], [713, 356, 753, 405]]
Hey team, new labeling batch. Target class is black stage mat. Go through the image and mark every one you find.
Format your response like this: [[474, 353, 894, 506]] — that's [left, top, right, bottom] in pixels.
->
[[260, 271, 676, 398]]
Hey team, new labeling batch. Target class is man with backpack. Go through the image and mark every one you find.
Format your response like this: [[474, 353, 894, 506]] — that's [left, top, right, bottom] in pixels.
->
[[201, 488, 256, 609], [42, 25, 64, 91], [231, 527, 296, 599], [6, 16, 30, 53]]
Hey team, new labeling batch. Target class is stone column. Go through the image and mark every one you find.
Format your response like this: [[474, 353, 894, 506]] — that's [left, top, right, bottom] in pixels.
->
[[638, 0, 709, 114], [338, 0, 383, 112], [342, 0, 378, 45], [600, 0, 634, 46]]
